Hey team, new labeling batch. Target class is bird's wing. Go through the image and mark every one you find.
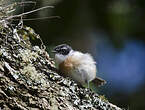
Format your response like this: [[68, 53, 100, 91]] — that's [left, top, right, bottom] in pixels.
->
[[91, 77, 106, 87]]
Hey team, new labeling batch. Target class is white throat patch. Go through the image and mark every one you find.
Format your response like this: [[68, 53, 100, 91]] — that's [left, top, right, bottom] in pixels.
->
[[55, 50, 73, 64]]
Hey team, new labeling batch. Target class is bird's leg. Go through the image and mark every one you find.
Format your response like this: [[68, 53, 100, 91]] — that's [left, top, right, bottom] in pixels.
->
[[87, 81, 90, 88]]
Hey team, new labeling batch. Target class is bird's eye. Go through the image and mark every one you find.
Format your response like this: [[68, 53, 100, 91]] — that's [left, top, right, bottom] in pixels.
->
[[60, 49, 69, 55], [61, 49, 66, 53]]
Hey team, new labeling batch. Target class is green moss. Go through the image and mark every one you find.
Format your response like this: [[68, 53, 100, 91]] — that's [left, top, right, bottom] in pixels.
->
[[99, 95, 108, 103]]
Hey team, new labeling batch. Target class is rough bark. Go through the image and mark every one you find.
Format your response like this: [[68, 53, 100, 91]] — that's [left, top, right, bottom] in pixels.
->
[[0, 5, 122, 110]]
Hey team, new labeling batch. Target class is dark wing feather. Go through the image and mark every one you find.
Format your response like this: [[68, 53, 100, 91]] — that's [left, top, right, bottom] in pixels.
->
[[92, 77, 106, 87]]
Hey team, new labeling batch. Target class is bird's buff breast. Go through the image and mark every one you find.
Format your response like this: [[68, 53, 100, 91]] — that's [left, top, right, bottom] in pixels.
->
[[59, 56, 79, 76], [58, 56, 95, 85]]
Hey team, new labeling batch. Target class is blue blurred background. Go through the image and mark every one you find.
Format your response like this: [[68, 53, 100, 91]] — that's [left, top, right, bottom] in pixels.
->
[[15, 0, 145, 109]]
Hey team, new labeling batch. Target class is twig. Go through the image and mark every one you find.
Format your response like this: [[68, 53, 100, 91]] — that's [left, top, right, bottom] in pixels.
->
[[17, 1, 36, 5], [0, 1, 36, 11], [0, 1, 36, 6], [12, 16, 61, 21], [6, 6, 54, 20]]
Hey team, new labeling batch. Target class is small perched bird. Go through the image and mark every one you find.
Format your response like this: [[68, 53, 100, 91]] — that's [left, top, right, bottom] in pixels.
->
[[52, 44, 106, 87]]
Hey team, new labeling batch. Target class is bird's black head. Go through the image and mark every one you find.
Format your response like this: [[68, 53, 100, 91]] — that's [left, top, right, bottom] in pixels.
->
[[52, 44, 72, 55]]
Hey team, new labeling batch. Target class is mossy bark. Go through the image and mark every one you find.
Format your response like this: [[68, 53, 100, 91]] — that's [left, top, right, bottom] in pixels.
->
[[0, 17, 122, 110]]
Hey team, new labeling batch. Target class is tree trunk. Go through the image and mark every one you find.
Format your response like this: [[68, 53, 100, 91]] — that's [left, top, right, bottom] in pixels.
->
[[0, 5, 122, 110]]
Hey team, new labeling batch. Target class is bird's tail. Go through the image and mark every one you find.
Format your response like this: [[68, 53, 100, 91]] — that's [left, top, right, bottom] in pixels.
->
[[91, 77, 106, 87]]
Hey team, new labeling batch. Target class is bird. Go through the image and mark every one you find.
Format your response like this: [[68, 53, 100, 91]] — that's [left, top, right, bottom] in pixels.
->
[[52, 44, 106, 88]]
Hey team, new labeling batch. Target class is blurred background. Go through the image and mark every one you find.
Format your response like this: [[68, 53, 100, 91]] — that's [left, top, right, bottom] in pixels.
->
[[14, 0, 145, 109]]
